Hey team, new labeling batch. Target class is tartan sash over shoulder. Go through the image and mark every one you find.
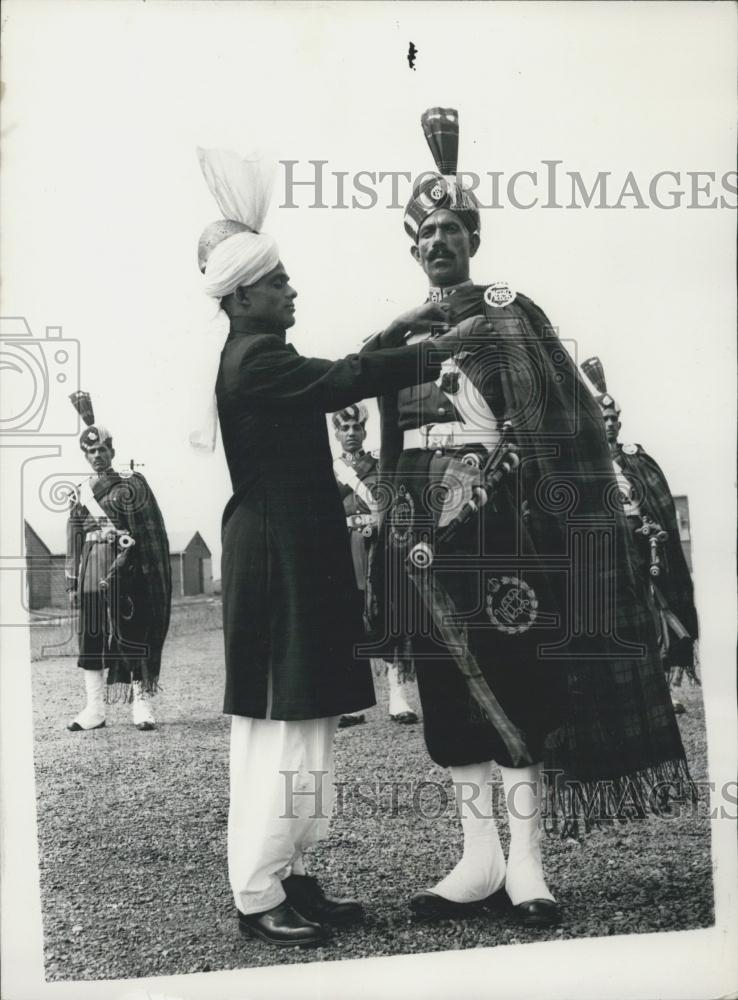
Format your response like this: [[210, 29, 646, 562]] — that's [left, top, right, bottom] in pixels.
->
[[371, 286, 695, 833]]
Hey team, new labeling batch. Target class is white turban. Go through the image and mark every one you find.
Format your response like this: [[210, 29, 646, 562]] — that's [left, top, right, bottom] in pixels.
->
[[190, 147, 279, 452], [202, 230, 279, 299]]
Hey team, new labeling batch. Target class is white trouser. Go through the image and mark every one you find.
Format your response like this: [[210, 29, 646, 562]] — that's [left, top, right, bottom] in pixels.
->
[[228, 714, 340, 915]]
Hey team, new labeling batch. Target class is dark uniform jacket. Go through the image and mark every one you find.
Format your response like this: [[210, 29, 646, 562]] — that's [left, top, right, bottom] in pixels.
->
[[216, 330, 442, 720]]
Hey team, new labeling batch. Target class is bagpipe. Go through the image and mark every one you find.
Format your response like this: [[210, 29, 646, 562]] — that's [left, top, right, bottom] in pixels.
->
[[400, 421, 534, 767], [407, 421, 520, 570], [98, 527, 136, 593], [634, 514, 668, 578], [347, 512, 379, 538]]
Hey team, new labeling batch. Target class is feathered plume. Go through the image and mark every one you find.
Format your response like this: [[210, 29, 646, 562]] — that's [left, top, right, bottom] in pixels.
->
[[421, 107, 459, 176], [69, 391, 95, 426], [581, 357, 608, 395]]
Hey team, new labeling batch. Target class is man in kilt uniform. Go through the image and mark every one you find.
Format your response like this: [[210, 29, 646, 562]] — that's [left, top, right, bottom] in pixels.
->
[[582, 359, 699, 714], [366, 108, 694, 928], [194, 147, 459, 947], [332, 403, 418, 728], [65, 392, 171, 732]]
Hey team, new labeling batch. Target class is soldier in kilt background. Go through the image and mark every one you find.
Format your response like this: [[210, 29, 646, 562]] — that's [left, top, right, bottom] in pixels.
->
[[331, 403, 418, 728], [365, 108, 695, 929], [65, 392, 171, 732], [581, 359, 700, 715]]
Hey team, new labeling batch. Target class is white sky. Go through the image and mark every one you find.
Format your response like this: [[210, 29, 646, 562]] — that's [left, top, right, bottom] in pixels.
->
[[1, 5, 736, 997], [1, 0, 735, 585]]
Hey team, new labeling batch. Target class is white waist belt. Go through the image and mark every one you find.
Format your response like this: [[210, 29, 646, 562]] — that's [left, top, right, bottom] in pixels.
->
[[403, 422, 499, 451]]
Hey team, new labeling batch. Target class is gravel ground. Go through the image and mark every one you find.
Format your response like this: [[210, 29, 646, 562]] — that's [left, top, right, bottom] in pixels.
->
[[31, 606, 714, 982]]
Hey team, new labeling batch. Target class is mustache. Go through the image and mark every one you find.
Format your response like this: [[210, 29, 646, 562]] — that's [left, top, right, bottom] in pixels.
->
[[429, 247, 455, 261]]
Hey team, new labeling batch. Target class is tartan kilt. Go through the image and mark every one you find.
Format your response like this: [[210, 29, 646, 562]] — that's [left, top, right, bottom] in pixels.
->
[[369, 288, 694, 831], [368, 446, 570, 767]]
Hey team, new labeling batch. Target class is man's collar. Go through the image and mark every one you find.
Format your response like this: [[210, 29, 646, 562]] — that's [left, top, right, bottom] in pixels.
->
[[341, 449, 366, 465], [427, 279, 474, 303]]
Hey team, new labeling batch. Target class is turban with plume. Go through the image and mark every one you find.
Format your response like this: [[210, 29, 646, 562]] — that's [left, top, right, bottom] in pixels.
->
[[581, 357, 621, 415], [190, 148, 279, 452], [403, 107, 481, 242]]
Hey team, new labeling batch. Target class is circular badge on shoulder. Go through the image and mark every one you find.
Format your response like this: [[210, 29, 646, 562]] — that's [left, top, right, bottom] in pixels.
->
[[483, 282, 516, 309], [622, 443, 638, 455], [485, 576, 538, 634]]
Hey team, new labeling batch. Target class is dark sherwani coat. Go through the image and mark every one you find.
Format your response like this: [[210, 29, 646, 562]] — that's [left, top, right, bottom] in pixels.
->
[[216, 331, 441, 721]]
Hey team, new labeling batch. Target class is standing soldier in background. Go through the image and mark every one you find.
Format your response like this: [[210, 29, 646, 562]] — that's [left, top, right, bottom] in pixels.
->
[[332, 403, 418, 728], [582, 358, 700, 714], [66, 391, 171, 732]]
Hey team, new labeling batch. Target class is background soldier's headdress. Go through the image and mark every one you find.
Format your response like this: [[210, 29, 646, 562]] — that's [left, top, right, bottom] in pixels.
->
[[404, 107, 481, 242], [581, 357, 621, 414], [69, 391, 114, 450], [331, 403, 369, 430]]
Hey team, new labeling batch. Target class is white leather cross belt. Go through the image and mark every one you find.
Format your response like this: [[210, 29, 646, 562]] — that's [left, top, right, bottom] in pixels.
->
[[402, 422, 498, 451]]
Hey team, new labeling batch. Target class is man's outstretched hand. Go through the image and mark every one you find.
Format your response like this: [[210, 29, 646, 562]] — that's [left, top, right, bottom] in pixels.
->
[[433, 317, 495, 353], [380, 302, 451, 347]]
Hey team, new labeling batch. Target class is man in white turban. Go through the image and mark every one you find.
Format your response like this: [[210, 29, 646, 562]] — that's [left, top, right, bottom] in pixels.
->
[[194, 146, 468, 947]]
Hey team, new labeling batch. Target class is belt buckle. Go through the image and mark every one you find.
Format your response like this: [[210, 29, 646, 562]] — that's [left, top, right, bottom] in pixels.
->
[[428, 426, 453, 451]]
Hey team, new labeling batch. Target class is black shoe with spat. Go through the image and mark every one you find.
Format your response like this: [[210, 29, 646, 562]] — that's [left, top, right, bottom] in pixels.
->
[[67, 720, 106, 732], [283, 874, 364, 926], [513, 898, 560, 928], [411, 889, 506, 921]]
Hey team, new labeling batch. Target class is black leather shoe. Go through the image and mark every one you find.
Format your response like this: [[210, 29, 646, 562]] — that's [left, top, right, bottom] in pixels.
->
[[410, 889, 499, 921], [237, 900, 325, 946], [338, 714, 366, 729], [135, 721, 156, 731], [283, 874, 363, 925], [513, 898, 560, 928], [390, 710, 418, 724], [67, 720, 106, 732]]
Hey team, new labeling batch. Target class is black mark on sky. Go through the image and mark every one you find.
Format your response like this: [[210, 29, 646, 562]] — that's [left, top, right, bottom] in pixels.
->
[[408, 42, 418, 71]]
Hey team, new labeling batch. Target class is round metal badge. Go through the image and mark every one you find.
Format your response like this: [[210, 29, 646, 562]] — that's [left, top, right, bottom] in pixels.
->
[[622, 443, 638, 455], [483, 282, 516, 309], [485, 575, 538, 634], [430, 180, 446, 202]]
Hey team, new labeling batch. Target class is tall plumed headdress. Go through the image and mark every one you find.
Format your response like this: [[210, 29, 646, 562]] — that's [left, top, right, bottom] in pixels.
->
[[69, 391, 113, 451], [191, 147, 280, 452], [581, 357, 620, 414], [403, 107, 481, 242], [331, 403, 369, 431]]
